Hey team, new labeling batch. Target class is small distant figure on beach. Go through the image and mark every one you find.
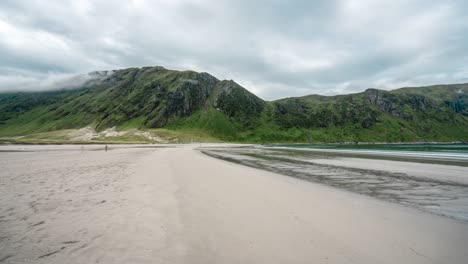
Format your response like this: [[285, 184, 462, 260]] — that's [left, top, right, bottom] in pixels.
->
[[105, 145, 108, 152]]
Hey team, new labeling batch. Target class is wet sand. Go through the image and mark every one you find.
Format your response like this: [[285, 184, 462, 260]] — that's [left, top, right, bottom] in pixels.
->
[[1, 144, 468, 263], [202, 146, 468, 222]]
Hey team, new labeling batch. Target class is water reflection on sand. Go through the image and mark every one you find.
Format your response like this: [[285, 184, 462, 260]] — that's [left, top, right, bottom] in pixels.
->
[[201, 146, 468, 223]]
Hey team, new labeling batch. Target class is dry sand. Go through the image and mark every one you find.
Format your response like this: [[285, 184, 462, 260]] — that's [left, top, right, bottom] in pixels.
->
[[1, 144, 467, 263]]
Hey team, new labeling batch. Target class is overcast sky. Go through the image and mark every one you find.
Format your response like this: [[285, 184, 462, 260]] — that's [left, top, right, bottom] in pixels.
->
[[0, 0, 467, 100]]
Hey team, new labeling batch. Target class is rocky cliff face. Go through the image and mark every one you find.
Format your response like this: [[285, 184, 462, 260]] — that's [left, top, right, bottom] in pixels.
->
[[365, 89, 406, 118], [145, 72, 218, 127], [365, 88, 437, 118], [446, 93, 468, 116], [215, 80, 265, 127]]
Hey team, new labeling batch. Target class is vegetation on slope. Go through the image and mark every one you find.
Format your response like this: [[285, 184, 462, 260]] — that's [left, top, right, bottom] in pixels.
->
[[1, 66, 467, 143]]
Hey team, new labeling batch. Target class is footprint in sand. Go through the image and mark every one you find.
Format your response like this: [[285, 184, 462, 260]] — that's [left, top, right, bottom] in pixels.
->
[[31, 221, 45, 227], [62, 240, 79, 244], [38, 246, 66, 259], [0, 254, 13, 262]]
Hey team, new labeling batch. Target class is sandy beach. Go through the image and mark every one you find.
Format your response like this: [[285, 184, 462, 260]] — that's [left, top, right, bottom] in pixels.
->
[[1, 144, 468, 264]]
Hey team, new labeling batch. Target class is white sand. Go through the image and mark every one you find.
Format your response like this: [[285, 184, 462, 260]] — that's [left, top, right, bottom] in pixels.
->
[[1, 144, 467, 263]]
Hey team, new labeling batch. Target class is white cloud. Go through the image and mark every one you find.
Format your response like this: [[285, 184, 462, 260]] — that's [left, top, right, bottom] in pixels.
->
[[0, 71, 113, 92], [0, 19, 70, 55], [0, 0, 467, 99]]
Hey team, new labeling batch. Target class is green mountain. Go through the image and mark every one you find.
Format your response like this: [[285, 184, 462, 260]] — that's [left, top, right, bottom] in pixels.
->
[[1, 66, 467, 143]]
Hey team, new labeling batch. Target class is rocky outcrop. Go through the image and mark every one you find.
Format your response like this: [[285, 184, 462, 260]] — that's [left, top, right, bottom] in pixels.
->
[[446, 93, 468, 116], [365, 89, 405, 118], [214, 80, 265, 127]]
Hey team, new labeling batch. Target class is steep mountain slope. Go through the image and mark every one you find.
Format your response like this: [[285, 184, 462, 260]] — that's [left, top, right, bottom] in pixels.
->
[[0, 67, 263, 137], [0, 66, 467, 143]]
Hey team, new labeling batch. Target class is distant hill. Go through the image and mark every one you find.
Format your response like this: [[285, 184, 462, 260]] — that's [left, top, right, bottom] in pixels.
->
[[0, 66, 467, 143]]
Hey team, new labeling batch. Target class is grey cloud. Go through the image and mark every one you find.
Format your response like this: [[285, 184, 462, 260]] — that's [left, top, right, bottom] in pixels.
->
[[0, 0, 467, 100]]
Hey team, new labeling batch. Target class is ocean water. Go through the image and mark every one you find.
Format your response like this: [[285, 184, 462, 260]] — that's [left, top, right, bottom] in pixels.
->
[[271, 144, 468, 162], [276, 143, 468, 152]]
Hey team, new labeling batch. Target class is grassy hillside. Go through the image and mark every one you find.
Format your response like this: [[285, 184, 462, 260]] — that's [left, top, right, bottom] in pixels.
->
[[270, 85, 468, 142], [1, 66, 467, 143]]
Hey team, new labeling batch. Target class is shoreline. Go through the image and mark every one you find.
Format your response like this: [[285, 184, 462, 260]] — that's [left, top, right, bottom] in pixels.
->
[[1, 138, 467, 145], [267, 141, 468, 145], [200, 145, 468, 223], [263, 146, 468, 165]]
